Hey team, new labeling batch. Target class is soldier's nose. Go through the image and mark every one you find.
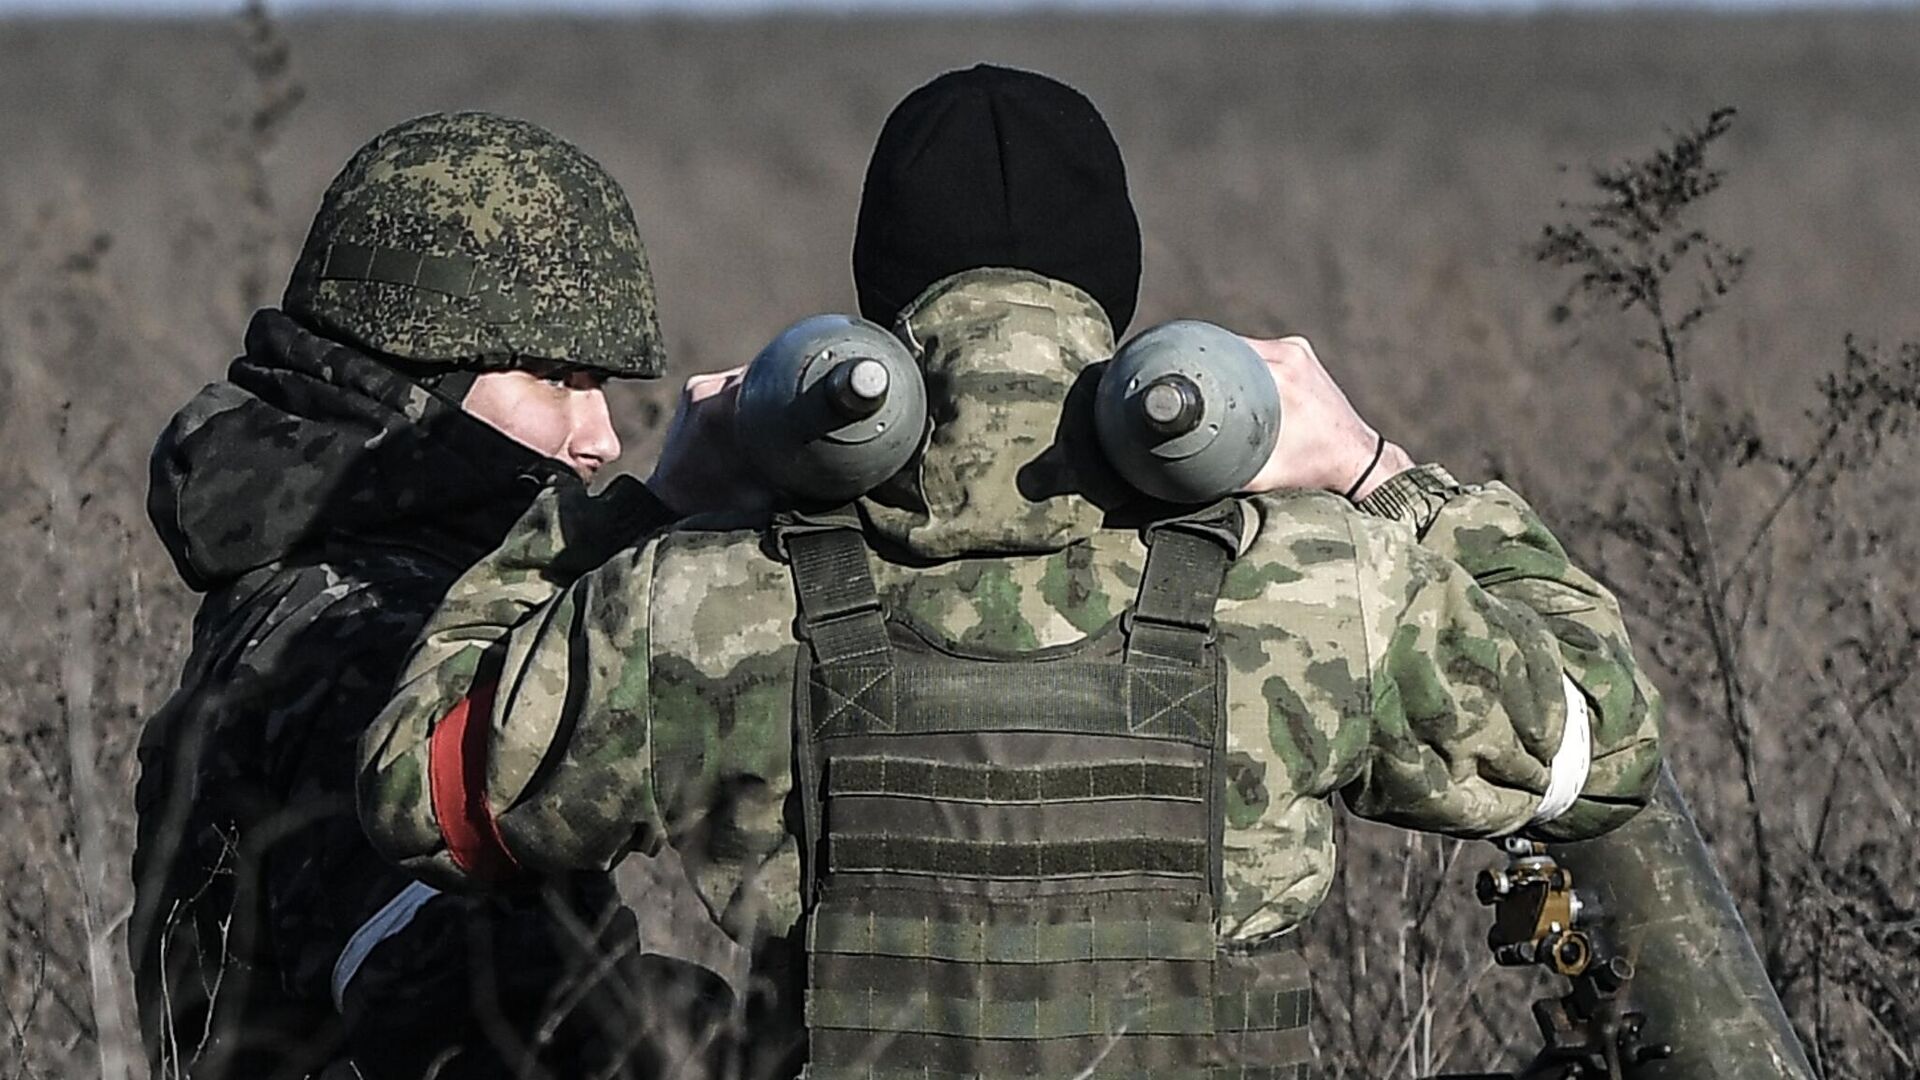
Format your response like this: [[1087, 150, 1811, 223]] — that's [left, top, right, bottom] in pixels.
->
[[569, 390, 621, 478]]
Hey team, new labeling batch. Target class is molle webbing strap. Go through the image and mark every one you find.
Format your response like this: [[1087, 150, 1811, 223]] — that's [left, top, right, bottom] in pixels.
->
[[806, 1033, 1306, 1080], [1215, 988, 1312, 1036], [807, 1067, 1303, 1080], [803, 945, 1310, 1073], [810, 661, 1214, 745], [810, 909, 1215, 964], [825, 795, 1207, 852], [1129, 502, 1246, 667], [822, 751, 1215, 881], [313, 242, 491, 300], [781, 521, 891, 664], [827, 757, 1206, 804], [805, 892, 1226, 1076], [810, 954, 1216, 1021], [1216, 945, 1315, 1073], [807, 975, 1216, 1037], [805, 952, 1307, 1043], [828, 835, 1210, 879]]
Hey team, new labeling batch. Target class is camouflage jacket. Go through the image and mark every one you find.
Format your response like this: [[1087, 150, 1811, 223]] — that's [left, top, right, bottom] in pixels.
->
[[133, 309, 674, 1080], [362, 268, 1662, 966]]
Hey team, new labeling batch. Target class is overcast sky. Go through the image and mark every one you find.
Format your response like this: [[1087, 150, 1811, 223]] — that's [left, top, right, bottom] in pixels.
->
[[0, 0, 1902, 13]]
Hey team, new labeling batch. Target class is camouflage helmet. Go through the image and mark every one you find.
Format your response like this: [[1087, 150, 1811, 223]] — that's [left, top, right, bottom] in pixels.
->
[[284, 111, 666, 377]]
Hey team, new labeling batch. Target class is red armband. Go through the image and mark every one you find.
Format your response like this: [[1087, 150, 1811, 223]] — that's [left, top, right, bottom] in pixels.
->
[[427, 679, 524, 884]]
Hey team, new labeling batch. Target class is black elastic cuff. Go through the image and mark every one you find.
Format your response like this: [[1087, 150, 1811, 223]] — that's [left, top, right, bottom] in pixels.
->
[[1351, 464, 1467, 537]]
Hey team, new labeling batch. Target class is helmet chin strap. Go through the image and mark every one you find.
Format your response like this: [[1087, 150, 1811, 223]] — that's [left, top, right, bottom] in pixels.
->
[[374, 353, 481, 409], [422, 367, 480, 407]]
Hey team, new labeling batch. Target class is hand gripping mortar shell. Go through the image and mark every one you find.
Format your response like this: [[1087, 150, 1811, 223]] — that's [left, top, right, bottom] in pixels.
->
[[735, 314, 929, 504], [1095, 320, 1281, 504]]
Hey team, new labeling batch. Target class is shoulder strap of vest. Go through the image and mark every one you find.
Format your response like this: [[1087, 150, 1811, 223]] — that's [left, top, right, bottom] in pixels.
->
[[772, 508, 891, 665], [773, 509, 892, 904], [1126, 499, 1248, 667]]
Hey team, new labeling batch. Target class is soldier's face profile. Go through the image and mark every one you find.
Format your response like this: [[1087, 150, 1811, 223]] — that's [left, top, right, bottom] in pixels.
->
[[462, 368, 622, 480]]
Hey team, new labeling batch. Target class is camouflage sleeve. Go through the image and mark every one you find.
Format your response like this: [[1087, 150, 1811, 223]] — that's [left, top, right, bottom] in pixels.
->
[[357, 477, 676, 890], [1340, 465, 1663, 842]]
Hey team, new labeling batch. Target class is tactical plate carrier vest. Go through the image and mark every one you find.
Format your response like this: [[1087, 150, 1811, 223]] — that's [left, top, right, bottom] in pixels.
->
[[777, 505, 1311, 1079]]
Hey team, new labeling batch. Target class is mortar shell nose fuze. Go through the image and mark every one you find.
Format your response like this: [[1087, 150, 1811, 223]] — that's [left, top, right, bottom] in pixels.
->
[[1139, 373, 1205, 436], [825, 356, 891, 419], [736, 314, 928, 503], [1095, 320, 1281, 504]]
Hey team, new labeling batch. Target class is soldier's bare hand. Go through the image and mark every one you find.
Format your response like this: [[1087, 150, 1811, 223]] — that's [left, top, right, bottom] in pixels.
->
[[1236, 336, 1412, 500], [645, 366, 777, 517]]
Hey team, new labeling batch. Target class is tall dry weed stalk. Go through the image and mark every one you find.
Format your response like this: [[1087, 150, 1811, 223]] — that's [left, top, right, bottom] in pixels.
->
[[0, 5, 304, 1079], [183, 0, 304, 332], [1535, 109, 1920, 1080], [0, 204, 159, 1080], [145, 9, 307, 1080], [232, 0, 304, 314], [1304, 825, 1503, 1079]]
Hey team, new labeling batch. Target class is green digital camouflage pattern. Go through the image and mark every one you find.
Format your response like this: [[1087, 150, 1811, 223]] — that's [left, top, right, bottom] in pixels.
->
[[362, 269, 1663, 962], [283, 111, 666, 377], [135, 310, 679, 1080]]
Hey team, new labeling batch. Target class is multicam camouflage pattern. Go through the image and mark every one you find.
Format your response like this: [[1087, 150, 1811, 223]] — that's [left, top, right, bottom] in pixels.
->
[[862, 269, 1131, 557], [283, 111, 666, 377], [362, 268, 1663, 969], [134, 310, 679, 1079]]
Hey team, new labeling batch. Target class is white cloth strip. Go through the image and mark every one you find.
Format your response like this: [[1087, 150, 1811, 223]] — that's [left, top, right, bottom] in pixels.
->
[[1529, 675, 1594, 826], [330, 880, 440, 1012]]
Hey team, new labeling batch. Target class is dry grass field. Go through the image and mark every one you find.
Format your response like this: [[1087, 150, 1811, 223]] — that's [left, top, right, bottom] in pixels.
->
[[1, 6, 1916, 1079]]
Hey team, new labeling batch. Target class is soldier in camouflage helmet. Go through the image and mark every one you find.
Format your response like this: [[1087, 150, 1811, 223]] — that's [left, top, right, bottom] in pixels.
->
[[283, 110, 666, 376], [131, 111, 717, 1080], [360, 69, 1663, 1079]]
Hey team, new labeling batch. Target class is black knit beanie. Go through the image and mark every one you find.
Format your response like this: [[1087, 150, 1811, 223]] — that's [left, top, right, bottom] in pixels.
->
[[853, 64, 1142, 335]]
